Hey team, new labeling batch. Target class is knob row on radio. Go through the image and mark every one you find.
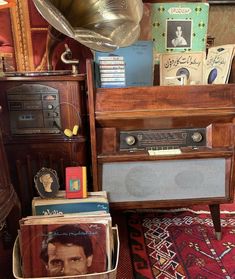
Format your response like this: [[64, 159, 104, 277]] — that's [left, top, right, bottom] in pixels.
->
[[125, 132, 203, 146]]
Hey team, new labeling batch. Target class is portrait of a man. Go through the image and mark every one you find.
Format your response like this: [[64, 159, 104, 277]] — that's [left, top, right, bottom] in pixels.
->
[[40, 225, 93, 276], [20, 222, 108, 277]]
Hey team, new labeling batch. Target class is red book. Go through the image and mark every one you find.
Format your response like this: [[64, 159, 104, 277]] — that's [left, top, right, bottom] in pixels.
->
[[66, 166, 87, 198]]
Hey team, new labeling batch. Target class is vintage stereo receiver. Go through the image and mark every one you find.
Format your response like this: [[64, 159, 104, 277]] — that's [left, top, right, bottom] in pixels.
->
[[7, 84, 61, 134], [120, 128, 206, 151]]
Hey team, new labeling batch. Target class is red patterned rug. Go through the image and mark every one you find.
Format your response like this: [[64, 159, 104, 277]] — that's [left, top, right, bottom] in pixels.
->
[[126, 208, 235, 279]]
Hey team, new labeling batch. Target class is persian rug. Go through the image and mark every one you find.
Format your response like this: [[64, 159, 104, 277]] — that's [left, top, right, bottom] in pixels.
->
[[126, 208, 235, 279]]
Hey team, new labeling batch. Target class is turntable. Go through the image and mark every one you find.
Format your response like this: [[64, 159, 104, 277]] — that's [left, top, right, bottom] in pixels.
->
[[4, 70, 72, 77]]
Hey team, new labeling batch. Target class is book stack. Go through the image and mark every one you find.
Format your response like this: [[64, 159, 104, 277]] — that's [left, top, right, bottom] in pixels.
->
[[98, 56, 126, 88], [18, 213, 114, 278], [32, 191, 109, 216]]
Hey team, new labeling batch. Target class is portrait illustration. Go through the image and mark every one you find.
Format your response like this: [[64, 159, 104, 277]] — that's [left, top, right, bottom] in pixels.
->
[[34, 167, 60, 198], [166, 19, 192, 49]]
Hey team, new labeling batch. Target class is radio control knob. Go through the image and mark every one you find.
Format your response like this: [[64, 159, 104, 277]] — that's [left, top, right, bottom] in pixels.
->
[[47, 104, 53, 109], [191, 132, 203, 143], [125, 135, 136, 146]]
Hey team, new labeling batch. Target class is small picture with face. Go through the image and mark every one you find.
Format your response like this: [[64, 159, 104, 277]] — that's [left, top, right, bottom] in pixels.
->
[[166, 20, 192, 49], [34, 167, 60, 198]]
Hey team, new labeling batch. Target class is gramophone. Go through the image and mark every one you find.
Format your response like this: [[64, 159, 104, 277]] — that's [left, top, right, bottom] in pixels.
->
[[32, 0, 143, 73]]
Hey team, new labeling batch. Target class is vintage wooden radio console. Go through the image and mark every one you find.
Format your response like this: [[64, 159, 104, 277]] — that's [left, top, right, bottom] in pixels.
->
[[0, 74, 88, 215], [87, 59, 235, 239]]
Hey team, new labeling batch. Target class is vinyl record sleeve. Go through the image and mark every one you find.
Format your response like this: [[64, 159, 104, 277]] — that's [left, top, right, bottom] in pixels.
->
[[151, 2, 209, 63], [19, 220, 111, 278], [204, 44, 235, 84], [160, 52, 205, 86]]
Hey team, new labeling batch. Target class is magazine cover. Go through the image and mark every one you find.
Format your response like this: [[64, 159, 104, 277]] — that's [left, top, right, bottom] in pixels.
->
[[152, 2, 209, 62], [19, 216, 111, 278], [160, 52, 205, 86]]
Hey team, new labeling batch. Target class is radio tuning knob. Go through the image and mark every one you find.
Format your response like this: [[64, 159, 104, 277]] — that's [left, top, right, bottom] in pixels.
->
[[47, 104, 53, 109], [125, 135, 136, 146], [191, 132, 203, 143]]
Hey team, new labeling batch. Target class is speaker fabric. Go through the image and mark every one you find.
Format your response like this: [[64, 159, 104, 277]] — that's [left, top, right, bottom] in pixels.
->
[[102, 158, 226, 202]]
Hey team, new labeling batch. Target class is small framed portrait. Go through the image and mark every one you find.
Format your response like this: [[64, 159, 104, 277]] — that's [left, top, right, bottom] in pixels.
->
[[34, 168, 60, 198], [166, 20, 192, 49]]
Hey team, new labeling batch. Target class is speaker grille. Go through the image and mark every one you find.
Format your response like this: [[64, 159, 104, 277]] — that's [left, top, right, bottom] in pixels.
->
[[102, 158, 226, 202]]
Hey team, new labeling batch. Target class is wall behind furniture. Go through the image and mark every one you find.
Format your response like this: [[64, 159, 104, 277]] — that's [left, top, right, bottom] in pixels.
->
[[208, 5, 235, 46]]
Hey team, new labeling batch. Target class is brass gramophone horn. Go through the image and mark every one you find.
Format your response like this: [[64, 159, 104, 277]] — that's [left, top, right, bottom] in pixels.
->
[[33, 0, 143, 52]]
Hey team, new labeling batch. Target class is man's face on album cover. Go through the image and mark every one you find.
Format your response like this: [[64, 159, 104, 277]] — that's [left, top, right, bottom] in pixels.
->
[[46, 242, 93, 276]]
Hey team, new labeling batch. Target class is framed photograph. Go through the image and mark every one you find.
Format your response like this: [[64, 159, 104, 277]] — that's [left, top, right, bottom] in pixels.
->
[[166, 20, 192, 49], [34, 167, 60, 198]]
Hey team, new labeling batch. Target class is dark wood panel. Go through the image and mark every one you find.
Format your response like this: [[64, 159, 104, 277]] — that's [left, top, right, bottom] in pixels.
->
[[0, 75, 89, 216]]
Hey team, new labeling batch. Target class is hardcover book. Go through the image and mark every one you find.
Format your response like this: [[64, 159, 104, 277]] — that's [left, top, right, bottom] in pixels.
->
[[95, 40, 154, 87], [32, 191, 109, 215], [19, 214, 112, 278], [66, 166, 87, 199], [151, 2, 209, 63]]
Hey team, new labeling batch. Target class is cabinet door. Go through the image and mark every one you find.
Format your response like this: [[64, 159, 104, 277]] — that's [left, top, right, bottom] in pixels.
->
[[0, 77, 89, 216]]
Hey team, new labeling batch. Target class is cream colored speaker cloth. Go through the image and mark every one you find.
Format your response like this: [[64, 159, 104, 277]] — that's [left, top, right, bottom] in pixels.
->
[[33, 0, 143, 52]]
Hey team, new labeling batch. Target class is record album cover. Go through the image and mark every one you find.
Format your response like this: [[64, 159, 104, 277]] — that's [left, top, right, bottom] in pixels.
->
[[152, 2, 209, 62], [32, 191, 109, 215], [19, 214, 112, 278], [160, 52, 205, 86], [204, 44, 235, 84]]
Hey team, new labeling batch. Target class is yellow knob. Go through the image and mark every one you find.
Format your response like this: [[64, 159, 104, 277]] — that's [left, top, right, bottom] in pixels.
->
[[64, 129, 73, 137], [72, 125, 79, 135]]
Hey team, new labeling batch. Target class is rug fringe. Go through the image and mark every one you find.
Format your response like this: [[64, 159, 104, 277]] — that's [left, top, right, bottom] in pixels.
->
[[125, 208, 235, 215]]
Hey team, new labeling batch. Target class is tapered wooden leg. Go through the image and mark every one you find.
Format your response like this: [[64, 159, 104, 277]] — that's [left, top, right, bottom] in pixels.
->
[[209, 204, 221, 240]]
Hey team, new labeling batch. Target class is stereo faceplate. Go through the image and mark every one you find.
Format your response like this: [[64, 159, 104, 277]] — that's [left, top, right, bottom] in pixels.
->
[[120, 128, 206, 151], [7, 84, 61, 134]]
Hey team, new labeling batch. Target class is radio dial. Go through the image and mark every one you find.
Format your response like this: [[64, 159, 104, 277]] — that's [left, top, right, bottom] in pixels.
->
[[47, 104, 53, 109], [125, 135, 136, 146], [191, 132, 203, 143]]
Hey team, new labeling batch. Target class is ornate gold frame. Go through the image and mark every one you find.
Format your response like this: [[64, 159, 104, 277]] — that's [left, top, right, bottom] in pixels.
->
[[10, 0, 47, 71]]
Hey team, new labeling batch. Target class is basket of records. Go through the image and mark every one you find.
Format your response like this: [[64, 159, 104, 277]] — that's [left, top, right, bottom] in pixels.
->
[[13, 212, 119, 279]]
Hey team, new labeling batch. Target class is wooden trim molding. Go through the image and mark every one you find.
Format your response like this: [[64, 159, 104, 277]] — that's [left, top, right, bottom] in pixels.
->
[[10, 0, 34, 71]]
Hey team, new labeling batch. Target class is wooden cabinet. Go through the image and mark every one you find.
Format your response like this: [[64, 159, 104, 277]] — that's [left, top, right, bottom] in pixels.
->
[[0, 74, 89, 215], [87, 59, 235, 239]]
